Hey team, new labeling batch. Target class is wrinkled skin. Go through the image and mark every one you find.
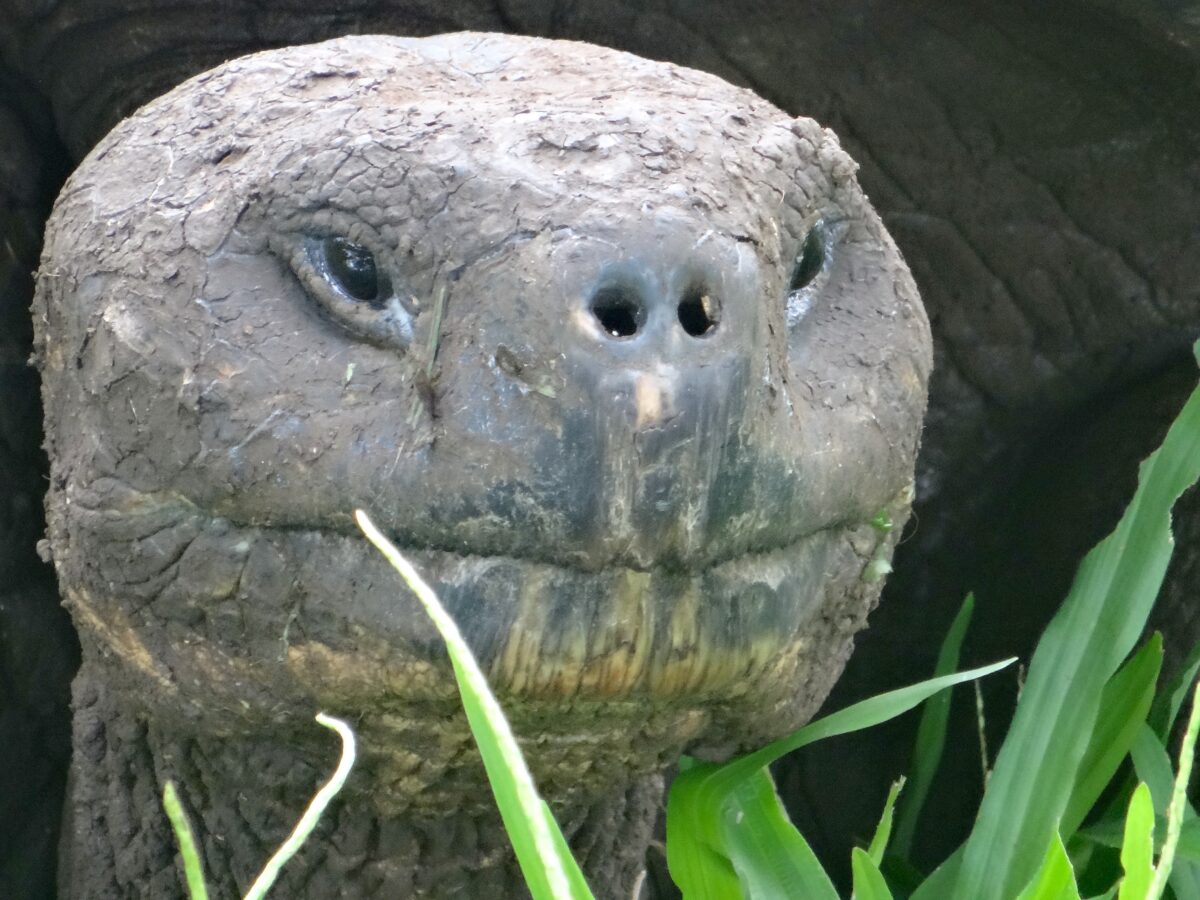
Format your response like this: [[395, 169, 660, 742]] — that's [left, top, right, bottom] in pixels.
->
[[1, 1, 1199, 897], [33, 34, 928, 897]]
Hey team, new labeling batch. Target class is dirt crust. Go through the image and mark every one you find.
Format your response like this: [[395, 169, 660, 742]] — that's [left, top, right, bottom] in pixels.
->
[[35, 32, 930, 896]]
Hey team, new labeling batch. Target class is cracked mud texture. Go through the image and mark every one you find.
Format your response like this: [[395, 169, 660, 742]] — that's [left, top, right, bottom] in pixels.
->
[[34, 34, 930, 897], [5, 1, 1199, 895]]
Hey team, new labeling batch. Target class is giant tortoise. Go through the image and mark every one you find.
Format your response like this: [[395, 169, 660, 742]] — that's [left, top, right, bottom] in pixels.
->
[[1, 2, 1198, 898]]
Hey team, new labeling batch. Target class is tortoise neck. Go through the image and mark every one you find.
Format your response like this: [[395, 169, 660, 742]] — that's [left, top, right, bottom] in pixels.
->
[[60, 666, 659, 899]]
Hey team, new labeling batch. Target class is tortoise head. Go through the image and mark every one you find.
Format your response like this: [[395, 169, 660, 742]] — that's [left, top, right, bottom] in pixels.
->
[[36, 33, 930, 811]]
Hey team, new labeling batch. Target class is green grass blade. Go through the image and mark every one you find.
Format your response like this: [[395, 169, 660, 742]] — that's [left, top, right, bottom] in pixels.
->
[[1061, 636, 1163, 837], [1149, 642, 1200, 740], [244, 713, 357, 900], [910, 846, 962, 897], [357, 510, 592, 900], [666, 767, 744, 900], [941, 349, 1200, 900], [1139, 670, 1200, 899], [721, 768, 839, 900], [543, 804, 599, 898], [667, 660, 1011, 899], [853, 847, 896, 900], [868, 778, 905, 865], [1015, 834, 1080, 900], [1090, 799, 1200, 899], [1172, 864, 1200, 900], [1132, 724, 1177, 816], [916, 669, 1166, 900], [162, 781, 210, 900], [893, 594, 974, 857], [1118, 784, 1155, 900], [1149, 679, 1200, 898], [715, 658, 1015, 790], [1079, 815, 1200, 861], [1128, 723, 1200, 900], [1092, 638, 1192, 851], [1176, 822, 1200, 866]]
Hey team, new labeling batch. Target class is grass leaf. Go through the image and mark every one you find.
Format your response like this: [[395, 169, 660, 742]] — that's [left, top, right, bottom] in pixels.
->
[[665, 769, 744, 900], [1015, 834, 1080, 900], [1061, 635, 1163, 838], [893, 593, 974, 857], [1149, 678, 1200, 898], [721, 768, 839, 900], [1118, 784, 1155, 900], [852, 847, 895, 900], [1079, 815, 1200, 864], [162, 781, 210, 900], [715, 658, 1015, 790], [1128, 723, 1200, 899], [935, 350, 1200, 900], [244, 713, 358, 900], [357, 510, 592, 900], [1132, 724, 1178, 816], [1148, 642, 1200, 741], [667, 659, 1012, 899], [868, 778, 905, 866]]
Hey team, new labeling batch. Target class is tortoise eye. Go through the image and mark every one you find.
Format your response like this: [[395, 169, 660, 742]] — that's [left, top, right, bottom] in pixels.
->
[[788, 222, 826, 294], [785, 220, 837, 328], [274, 233, 416, 349], [324, 237, 382, 306]]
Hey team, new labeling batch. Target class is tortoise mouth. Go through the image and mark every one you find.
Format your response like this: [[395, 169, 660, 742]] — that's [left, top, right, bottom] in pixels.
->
[[62, 480, 880, 702], [61, 483, 901, 807], [332, 519, 847, 700]]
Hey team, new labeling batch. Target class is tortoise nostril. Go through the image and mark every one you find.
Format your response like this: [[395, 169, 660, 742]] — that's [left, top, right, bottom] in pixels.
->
[[677, 286, 719, 337], [591, 285, 644, 338]]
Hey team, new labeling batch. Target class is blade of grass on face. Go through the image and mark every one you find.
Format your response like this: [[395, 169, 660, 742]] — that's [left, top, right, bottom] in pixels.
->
[[357, 510, 592, 900], [893, 594, 974, 858], [1015, 834, 1080, 900], [1060, 635, 1162, 838], [1118, 784, 1155, 900], [853, 847, 895, 900], [868, 778, 905, 865], [932, 348, 1200, 900], [243, 713, 357, 900], [162, 781, 210, 900]]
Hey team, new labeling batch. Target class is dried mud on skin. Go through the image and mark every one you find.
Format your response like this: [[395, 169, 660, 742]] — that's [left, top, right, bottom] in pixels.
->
[[33, 33, 929, 898]]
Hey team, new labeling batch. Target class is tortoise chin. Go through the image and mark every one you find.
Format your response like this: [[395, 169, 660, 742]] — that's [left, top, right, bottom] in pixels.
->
[[61, 476, 909, 809]]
